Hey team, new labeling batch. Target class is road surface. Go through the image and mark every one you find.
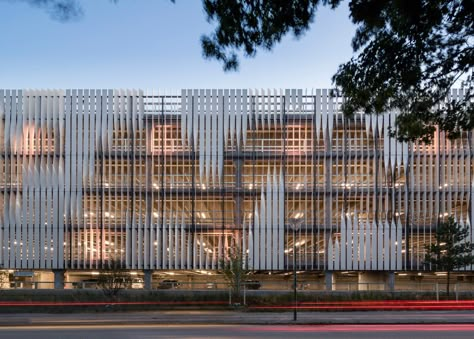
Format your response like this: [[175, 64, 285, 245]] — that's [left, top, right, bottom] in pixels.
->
[[1, 324, 474, 338], [1, 310, 474, 326]]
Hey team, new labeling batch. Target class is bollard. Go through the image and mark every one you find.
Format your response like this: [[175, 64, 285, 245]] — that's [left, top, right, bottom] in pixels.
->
[[436, 282, 439, 301]]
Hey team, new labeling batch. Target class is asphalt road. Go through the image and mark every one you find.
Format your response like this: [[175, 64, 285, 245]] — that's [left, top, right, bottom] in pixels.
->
[[1, 324, 474, 338], [1, 310, 474, 326]]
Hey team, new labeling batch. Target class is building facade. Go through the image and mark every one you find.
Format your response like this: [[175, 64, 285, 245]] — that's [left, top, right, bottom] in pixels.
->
[[0, 89, 472, 279]]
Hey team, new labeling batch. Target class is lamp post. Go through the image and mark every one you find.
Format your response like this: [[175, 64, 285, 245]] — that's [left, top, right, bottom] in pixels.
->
[[289, 216, 303, 321]]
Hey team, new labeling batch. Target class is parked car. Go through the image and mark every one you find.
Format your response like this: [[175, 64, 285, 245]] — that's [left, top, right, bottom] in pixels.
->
[[244, 280, 261, 290], [158, 279, 180, 289], [131, 278, 144, 289], [206, 282, 217, 289], [73, 279, 98, 289]]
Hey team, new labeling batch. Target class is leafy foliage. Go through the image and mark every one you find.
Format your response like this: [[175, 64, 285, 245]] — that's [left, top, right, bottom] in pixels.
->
[[424, 216, 474, 296], [332, 0, 474, 143], [202, 0, 473, 142], [202, 0, 340, 71], [424, 217, 474, 271], [97, 258, 133, 299], [219, 246, 248, 299], [14, 0, 84, 21]]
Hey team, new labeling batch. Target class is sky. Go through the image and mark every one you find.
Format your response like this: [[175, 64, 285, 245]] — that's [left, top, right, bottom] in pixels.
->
[[0, 0, 356, 89]]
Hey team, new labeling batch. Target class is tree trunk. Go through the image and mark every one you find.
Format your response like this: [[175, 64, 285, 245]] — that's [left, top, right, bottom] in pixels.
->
[[446, 271, 450, 298]]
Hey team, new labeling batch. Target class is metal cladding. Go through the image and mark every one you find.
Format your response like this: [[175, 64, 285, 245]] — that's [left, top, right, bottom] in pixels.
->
[[0, 88, 472, 271]]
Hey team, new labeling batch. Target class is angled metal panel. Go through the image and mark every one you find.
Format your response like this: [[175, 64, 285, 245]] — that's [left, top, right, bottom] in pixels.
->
[[265, 170, 272, 269], [259, 188, 266, 269], [272, 169, 278, 270], [242, 89, 249, 147], [340, 214, 346, 270]]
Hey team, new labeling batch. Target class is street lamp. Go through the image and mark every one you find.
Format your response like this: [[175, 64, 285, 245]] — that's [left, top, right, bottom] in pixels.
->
[[289, 215, 304, 321]]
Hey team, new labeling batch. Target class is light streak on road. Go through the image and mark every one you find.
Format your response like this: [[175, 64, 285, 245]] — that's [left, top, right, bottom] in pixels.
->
[[243, 324, 474, 333]]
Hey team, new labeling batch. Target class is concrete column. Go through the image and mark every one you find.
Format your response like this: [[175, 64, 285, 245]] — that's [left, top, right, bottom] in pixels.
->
[[387, 271, 395, 292], [325, 271, 334, 291], [144, 270, 153, 290], [53, 270, 65, 290]]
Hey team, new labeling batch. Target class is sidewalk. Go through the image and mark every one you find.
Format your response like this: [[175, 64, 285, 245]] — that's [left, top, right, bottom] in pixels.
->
[[0, 310, 473, 326]]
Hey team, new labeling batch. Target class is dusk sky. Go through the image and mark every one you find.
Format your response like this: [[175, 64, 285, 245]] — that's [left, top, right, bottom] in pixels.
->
[[0, 0, 356, 89]]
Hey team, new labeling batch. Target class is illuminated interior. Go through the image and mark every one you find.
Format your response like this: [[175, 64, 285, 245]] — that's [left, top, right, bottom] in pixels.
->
[[0, 89, 471, 272]]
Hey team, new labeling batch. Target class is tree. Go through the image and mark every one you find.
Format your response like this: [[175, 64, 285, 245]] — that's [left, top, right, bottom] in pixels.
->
[[202, 0, 473, 143], [219, 246, 248, 303], [97, 258, 133, 300], [424, 217, 474, 297], [331, 0, 474, 143]]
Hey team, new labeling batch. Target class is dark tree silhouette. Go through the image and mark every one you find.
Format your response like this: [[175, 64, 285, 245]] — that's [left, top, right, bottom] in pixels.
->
[[424, 217, 474, 297], [12, 0, 84, 21], [202, 0, 473, 143], [97, 258, 133, 300]]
